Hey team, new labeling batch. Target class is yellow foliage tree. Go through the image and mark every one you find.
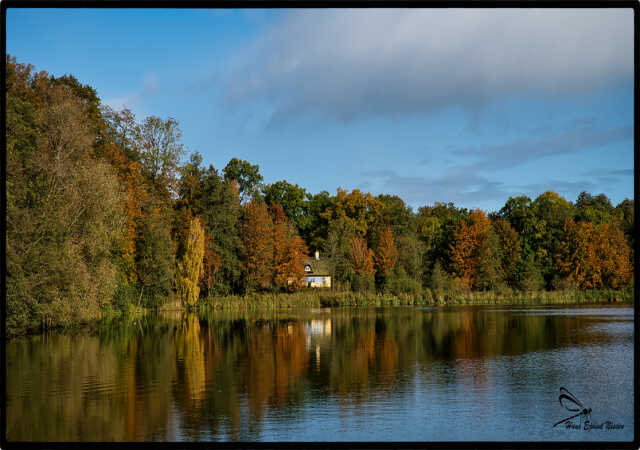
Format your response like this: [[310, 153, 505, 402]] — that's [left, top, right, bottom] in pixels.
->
[[176, 216, 205, 306]]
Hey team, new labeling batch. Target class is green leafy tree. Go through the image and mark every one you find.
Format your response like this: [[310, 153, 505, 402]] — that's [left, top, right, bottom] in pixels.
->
[[137, 115, 185, 198], [323, 216, 357, 286], [498, 195, 538, 257], [7, 66, 125, 332], [305, 190, 332, 250], [377, 194, 416, 238], [416, 202, 469, 274], [531, 191, 575, 287], [136, 206, 175, 306], [263, 180, 309, 234], [200, 169, 242, 295], [492, 218, 521, 287], [575, 191, 614, 225], [475, 229, 504, 291], [614, 198, 634, 249], [517, 253, 545, 292], [395, 233, 427, 282], [223, 158, 264, 204]]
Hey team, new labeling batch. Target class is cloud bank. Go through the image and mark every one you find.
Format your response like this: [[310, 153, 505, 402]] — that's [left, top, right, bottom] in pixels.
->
[[221, 9, 633, 122], [455, 124, 633, 171]]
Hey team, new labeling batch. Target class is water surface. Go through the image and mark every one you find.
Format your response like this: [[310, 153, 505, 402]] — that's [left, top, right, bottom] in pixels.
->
[[6, 304, 634, 442]]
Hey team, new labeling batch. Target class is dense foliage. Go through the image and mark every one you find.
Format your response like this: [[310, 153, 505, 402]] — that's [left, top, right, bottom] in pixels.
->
[[6, 56, 635, 335]]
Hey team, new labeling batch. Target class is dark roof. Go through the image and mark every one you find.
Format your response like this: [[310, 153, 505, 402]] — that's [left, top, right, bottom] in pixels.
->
[[302, 257, 331, 276]]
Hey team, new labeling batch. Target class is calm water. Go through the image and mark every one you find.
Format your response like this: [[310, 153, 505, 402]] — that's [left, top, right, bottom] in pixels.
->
[[6, 305, 634, 442]]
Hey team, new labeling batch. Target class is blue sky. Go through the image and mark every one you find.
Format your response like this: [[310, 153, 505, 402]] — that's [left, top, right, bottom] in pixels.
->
[[6, 8, 634, 212]]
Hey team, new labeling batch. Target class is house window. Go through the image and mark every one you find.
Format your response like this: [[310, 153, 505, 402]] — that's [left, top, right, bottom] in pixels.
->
[[304, 265, 312, 273]]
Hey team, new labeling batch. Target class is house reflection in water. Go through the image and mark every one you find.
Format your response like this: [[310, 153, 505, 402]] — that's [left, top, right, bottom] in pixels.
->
[[309, 319, 332, 336], [306, 318, 332, 370]]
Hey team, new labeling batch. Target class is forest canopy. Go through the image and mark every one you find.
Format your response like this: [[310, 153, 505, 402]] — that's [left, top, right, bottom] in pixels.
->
[[5, 56, 635, 334]]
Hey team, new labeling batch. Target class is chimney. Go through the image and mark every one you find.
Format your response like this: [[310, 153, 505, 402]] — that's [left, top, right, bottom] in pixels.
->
[[315, 250, 320, 260]]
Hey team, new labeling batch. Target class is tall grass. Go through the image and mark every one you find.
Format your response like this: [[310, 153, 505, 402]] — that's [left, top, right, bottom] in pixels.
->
[[200, 284, 633, 311]]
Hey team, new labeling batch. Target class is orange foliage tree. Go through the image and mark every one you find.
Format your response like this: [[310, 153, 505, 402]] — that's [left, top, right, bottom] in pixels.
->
[[270, 205, 308, 291], [240, 201, 274, 292], [557, 219, 632, 289], [375, 226, 398, 278], [100, 127, 148, 285], [597, 223, 633, 288], [450, 209, 492, 289], [349, 236, 375, 276]]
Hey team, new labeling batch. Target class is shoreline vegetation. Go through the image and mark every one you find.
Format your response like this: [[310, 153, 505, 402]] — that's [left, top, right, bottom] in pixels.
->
[[6, 56, 635, 339], [200, 287, 634, 310], [9, 288, 633, 339]]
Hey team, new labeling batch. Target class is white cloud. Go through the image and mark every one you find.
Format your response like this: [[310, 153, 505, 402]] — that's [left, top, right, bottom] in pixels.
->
[[103, 72, 160, 111], [221, 9, 633, 122]]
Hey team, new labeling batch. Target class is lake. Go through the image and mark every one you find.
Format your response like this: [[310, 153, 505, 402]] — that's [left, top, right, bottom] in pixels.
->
[[5, 304, 634, 442]]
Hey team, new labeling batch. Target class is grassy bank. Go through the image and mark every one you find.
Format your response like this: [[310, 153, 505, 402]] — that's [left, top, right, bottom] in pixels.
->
[[7, 286, 632, 339], [201, 285, 633, 310]]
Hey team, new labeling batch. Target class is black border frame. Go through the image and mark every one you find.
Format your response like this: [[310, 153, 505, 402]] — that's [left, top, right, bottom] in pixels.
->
[[1, 2, 638, 448]]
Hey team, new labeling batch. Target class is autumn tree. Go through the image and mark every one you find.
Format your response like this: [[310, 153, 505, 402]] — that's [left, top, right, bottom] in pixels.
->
[[270, 205, 309, 291], [375, 226, 399, 280], [174, 155, 242, 296], [7, 64, 125, 331], [556, 219, 632, 289], [450, 209, 501, 290], [101, 107, 148, 286], [175, 217, 206, 306], [240, 201, 274, 292], [348, 236, 375, 291], [322, 188, 383, 239], [597, 223, 632, 289]]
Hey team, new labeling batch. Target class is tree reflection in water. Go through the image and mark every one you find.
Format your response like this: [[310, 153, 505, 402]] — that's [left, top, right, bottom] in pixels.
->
[[6, 306, 627, 441]]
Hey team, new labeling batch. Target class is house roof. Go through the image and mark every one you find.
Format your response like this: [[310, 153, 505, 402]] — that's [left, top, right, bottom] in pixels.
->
[[303, 257, 331, 276]]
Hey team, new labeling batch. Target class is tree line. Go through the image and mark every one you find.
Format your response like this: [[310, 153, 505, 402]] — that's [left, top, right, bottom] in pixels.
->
[[6, 56, 634, 333]]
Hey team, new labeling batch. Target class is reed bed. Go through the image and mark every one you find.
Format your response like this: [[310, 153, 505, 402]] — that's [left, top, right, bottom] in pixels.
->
[[200, 285, 633, 311]]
